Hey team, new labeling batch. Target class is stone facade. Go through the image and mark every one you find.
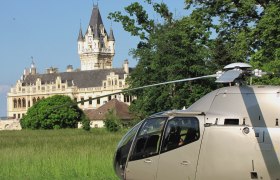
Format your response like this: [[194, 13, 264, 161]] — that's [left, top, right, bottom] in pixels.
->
[[7, 5, 133, 123], [78, 5, 115, 71]]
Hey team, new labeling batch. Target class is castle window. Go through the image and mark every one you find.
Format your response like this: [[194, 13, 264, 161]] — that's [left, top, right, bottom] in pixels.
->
[[103, 82, 106, 88], [18, 114, 20, 119], [37, 97, 40, 101], [81, 97, 84, 106], [18, 99, 22, 108], [124, 95, 131, 103], [89, 97, 92, 105], [13, 99, 17, 108], [28, 101, 30, 107], [97, 98, 100, 105], [22, 98, 26, 108], [108, 96, 111, 101], [13, 114, 16, 118], [114, 79, 117, 86], [32, 97, 36, 105]]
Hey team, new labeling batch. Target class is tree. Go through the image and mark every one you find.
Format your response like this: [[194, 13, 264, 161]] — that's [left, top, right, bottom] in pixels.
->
[[109, 1, 216, 119], [21, 95, 86, 130], [185, 0, 280, 84], [104, 109, 121, 132]]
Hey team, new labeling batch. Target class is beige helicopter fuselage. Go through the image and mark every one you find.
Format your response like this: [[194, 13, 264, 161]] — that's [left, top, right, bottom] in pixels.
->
[[118, 85, 280, 180]]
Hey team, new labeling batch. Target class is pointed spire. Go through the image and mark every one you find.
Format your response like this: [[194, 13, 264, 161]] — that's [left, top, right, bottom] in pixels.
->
[[108, 27, 115, 41], [94, 24, 99, 39], [88, 4, 106, 33], [78, 22, 84, 41], [31, 56, 35, 68]]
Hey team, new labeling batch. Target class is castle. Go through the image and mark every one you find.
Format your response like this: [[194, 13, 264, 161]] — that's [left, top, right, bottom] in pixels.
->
[[7, 5, 132, 125]]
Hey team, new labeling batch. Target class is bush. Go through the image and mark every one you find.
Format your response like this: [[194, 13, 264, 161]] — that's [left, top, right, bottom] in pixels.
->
[[104, 109, 121, 132], [81, 114, 91, 131], [21, 95, 84, 130]]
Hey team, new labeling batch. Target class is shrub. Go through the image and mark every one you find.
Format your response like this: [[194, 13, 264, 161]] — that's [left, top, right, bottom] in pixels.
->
[[21, 95, 84, 130], [104, 109, 121, 132]]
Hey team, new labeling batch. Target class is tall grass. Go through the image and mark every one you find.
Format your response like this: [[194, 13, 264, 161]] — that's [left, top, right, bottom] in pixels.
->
[[0, 129, 125, 180]]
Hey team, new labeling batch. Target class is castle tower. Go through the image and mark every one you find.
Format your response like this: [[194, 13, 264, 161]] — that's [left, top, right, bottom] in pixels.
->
[[78, 5, 115, 71]]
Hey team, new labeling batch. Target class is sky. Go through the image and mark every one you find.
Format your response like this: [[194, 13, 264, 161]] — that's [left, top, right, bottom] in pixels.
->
[[0, 0, 188, 117]]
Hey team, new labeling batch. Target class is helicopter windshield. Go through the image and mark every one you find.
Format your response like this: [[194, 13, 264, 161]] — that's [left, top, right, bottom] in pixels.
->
[[114, 121, 143, 179]]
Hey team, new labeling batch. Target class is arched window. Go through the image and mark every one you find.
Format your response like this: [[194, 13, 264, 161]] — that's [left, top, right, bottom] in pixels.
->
[[18, 98, 21, 108], [22, 98, 26, 107], [28, 100, 31, 107], [13, 99, 17, 108], [32, 97, 36, 105], [37, 97, 40, 101]]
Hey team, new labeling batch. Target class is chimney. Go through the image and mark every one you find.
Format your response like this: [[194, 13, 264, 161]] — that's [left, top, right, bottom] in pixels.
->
[[67, 65, 73, 72], [123, 59, 129, 74], [30, 61, 36, 75]]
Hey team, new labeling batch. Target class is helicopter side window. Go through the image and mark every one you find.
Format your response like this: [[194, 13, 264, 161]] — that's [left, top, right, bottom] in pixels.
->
[[114, 121, 143, 179], [162, 117, 199, 152], [129, 117, 167, 161]]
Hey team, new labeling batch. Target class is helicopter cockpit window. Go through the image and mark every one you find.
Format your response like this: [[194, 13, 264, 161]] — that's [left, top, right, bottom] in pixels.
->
[[130, 117, 167, 161], [162, 117, 199, 152], [114, 121, 142, 179]]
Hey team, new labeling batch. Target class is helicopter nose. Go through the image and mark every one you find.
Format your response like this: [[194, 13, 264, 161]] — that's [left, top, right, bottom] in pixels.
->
[[114, 149, 125, 179]]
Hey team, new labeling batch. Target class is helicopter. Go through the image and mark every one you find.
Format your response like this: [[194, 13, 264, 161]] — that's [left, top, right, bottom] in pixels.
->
[[110, 62, 280, 180]]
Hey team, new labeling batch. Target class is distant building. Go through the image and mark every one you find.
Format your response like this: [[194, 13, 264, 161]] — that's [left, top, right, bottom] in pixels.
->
[[7, 5, 133, 126], [83, 99, 133, 128]]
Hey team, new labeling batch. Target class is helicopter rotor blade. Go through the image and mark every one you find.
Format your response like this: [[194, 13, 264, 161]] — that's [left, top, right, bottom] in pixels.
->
[[76, 74, 217, 104], [44, 74, 218, 111]]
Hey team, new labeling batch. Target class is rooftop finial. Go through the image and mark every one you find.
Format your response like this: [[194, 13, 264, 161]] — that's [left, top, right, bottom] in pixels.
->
[[92, 0, 98, 7], [30, 56, 36, 69]]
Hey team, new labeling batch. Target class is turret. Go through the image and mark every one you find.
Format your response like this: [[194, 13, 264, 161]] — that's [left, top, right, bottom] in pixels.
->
[[78, 4, 114, 71], [108, 27, 115, 54], [123, 59, 129, 74], [93, 24, 100, 52], [30, 61, 36, 75], [77, 26, 84, 54]]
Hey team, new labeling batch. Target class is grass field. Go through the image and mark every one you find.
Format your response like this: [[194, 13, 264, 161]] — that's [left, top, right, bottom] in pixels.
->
[[0, 128, 125, 180]]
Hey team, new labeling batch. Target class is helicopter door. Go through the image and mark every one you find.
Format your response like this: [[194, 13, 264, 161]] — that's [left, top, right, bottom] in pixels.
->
[[156, 116, 203, 180], [125, 117, 167, 180]]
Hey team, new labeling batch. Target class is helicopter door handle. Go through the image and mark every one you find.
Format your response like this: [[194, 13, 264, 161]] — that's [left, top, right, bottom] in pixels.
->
[[144, 159, 152, 163], [181, 161, 190, 165]]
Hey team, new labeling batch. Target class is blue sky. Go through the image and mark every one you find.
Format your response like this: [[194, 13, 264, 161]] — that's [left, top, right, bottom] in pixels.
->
[[0, 0, 187, 116]]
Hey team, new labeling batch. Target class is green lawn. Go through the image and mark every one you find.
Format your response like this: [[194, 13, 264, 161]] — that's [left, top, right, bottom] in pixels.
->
[[0, 129, 125, 180]]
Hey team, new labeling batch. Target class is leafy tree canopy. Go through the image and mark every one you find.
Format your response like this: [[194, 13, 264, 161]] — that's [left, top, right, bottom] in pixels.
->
[[109, 1, 216, 119], [21, 95, 86, 130], [109, 0, 280, 119]]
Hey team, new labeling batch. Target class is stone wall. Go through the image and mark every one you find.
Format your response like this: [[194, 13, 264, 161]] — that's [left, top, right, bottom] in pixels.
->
[[0, 119, 22, 130]]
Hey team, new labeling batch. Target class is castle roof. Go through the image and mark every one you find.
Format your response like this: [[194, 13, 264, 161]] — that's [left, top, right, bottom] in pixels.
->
[[77, 27, 84, 41], [108, 27, 115, 41], [84, 99, 133, 121], [89, 5, 106, 33], [22, 68, 127, 88]]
